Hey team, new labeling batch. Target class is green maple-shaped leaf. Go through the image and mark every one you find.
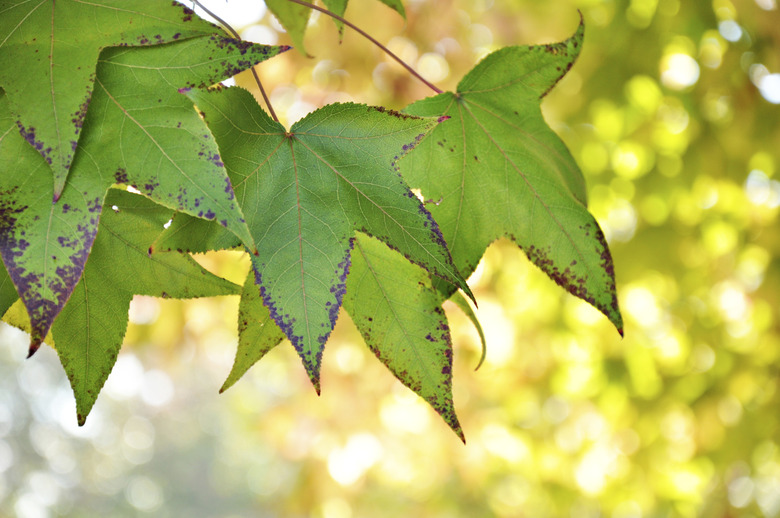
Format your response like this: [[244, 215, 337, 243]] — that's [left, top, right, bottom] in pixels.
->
[[0, 36, 285, 354], [182, 85, 470, 390], [220, 233, 465, 439], [0, 88, 103, 355], [81, 36, 284, 247], [265, 0, 312, 55], [220, 271, 286, 393], [52, 189, 240, 425], [0, 0, 221, 199], [402, 18, 623, 334], [344, 233, 464, 440]]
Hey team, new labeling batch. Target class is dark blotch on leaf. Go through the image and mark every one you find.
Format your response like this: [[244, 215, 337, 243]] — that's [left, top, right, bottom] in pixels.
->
[[16, 124, 52, 165], [72, 94, 91, 135], [113, 168, 128, 184], [370, 105, 418, 120], [327, 238, 354, 329], [176, 1, 195, 21]]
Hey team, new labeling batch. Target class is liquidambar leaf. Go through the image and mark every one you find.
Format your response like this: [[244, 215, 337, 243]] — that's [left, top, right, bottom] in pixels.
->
[[220, 271, 286, 393], [1, 36, 284, 355], [344, 233, 463, 441], [0, 0, 220, 199], [52, 189, 240, 425], [0, 89, 103, 354], [184, 86, 470, 391], [220, 233, 464, 440], [265, 0, 312, 55], [402, 18, 623, 334], [81, 36, 287, 250]]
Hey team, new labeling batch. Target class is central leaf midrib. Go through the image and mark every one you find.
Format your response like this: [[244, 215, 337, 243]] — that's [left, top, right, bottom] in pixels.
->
[[289, 137, 315, 367], [354, 237, 441, 395]]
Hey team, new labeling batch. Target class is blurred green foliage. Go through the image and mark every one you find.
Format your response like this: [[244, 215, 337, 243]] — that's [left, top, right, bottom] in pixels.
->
[[1, 0, 779, 516]]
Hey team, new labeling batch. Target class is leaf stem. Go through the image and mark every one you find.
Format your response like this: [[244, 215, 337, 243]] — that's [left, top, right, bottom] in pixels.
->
[[190, 0, 280, 122], [286, 0, 443, 95]]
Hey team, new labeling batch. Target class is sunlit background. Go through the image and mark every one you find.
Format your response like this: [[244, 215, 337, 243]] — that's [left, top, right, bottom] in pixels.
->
[[2, 0, 780, 516]]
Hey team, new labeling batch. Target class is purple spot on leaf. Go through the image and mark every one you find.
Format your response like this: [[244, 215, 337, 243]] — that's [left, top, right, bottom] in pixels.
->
[[16, 124, 52, 165], [114, 168, 128, 184]]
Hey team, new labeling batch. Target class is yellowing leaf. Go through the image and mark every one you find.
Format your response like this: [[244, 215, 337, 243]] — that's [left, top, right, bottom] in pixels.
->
[[52, 190, 240, 425]]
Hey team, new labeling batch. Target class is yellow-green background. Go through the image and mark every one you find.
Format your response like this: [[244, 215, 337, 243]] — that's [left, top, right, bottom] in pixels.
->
[[1, 0, 779, 516]]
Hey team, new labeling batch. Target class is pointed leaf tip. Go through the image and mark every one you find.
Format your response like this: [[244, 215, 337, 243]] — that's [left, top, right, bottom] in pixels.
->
[[448, 291, 486, 370], [26, 341, 40, 359], [461, 283, 477, 306], [301, 351, 323, 395]]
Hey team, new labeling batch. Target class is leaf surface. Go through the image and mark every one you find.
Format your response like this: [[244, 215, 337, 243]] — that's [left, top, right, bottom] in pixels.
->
[[52, 189, 240, 425], [0, 88, 103, 354], [322, 0, 348, 38], [265, 0, 311, 55], [220, 271, 286, 393], [0, 0, 219, 198], [0, 260, 18, 317], [82, 35, 284, 248], [0, 36, 284, 353], [402, 19, 623, 334], [344, 233, 463, 440], [376, 0, 406, 18], [184, 86, 470, 390], [153, 215, 240, 254], [220, 235, 465, 440]]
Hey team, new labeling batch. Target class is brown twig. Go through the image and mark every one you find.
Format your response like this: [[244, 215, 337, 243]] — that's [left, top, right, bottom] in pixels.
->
[[190, 0, 280, 122], [286, 0, 443, 94]]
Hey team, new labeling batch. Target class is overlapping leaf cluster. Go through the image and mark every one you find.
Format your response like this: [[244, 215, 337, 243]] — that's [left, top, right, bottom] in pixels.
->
[[0, 0, 621, 438]]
